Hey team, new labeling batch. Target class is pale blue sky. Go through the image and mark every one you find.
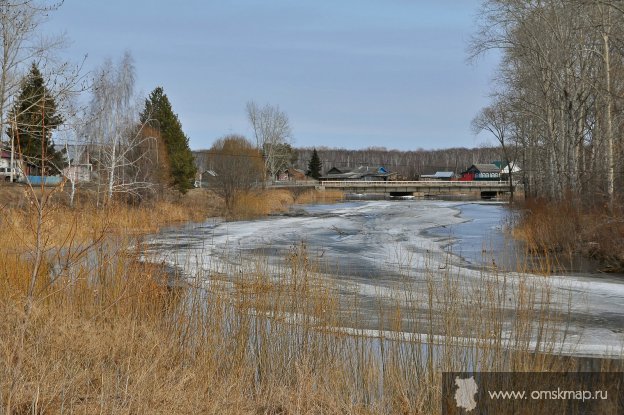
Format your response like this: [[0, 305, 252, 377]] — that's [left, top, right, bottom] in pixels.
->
[[45, 1, 498, 151]]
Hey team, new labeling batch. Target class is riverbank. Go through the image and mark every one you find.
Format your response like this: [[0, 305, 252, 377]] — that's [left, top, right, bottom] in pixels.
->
[[0, 182, 343, 226], [512, 198, 624, 273], [145, 199, 624, 356], [1, 187, 621, 413], [227, 188, 344, 219]]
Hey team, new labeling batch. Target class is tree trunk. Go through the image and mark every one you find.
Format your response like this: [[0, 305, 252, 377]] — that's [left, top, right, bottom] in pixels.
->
[[603, 31, 615, 208]]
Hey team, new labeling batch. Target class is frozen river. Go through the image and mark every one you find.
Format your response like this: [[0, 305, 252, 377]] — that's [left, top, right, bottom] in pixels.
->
[[144, 200, 624, 358]]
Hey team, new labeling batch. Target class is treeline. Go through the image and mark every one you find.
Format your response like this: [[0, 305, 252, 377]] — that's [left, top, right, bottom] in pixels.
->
[[293, 146, 502, 179], [471, 0, 624, 203]]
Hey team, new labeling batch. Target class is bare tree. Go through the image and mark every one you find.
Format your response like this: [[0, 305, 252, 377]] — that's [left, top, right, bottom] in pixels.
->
[[85, 52, 157, 205], [472, 98, 519, 201], [246, 101, 293, 182], [592, 1, 618, 208], [207, 134, 264, 211], [470, 0, 624, 203], [131, 124, 170, 199]]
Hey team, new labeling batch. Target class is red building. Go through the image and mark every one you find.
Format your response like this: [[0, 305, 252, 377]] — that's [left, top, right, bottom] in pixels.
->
[[459, 164, 501, 181]]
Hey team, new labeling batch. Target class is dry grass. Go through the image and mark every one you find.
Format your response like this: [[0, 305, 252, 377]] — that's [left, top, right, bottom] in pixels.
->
[[513, 197, 624, 272], [174, 188, 223, 220], [512, 198, 580, 254], [229, 189, 295, 220], [226, 189, 344, 220], [0, 234, 593, 414], [0, 185, 620, 414], [0, 185, 221, 245], [294, 189, 344, 205]]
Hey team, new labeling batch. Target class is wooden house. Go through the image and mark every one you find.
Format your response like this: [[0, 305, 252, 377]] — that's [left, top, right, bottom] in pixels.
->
[[62, 144, 93, 183], [277, 168, 308, 181], [320, 166, 396, 182], [420, 171, 455, 181], [194, 169, 217, 188], [500, 162, 521, 181], [460, 164, 501, 181], [0, 149, 34, 180]]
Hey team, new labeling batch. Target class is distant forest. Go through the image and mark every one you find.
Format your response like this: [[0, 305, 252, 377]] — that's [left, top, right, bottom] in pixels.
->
[[293, 146, 502, 179]]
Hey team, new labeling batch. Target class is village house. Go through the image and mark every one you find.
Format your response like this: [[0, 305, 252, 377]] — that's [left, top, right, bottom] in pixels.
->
[[0, 150, 19, 181], [61, 144, 93, 183], [320, 166, 397, 182], [500, 162, 521, 181], [276, 168, 308, 181], [194, 169, 217, 188], [420, 171, 455, 181], [459, 164, 501, 181], [0, 149, 36, 181]]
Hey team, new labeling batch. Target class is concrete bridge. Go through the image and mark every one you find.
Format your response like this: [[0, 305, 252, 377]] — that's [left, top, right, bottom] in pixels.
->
[[317, 180, 515, 199]]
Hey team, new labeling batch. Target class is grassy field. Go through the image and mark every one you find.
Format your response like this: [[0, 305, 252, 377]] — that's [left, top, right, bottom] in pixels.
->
[[0, 183, 620, 414]]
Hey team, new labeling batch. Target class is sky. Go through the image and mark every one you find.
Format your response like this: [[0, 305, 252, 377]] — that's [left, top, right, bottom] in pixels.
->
[[44, 0, 500, 151]]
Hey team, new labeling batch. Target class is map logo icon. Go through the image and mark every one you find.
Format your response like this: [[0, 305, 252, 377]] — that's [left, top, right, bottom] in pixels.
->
[[454, 376, 478, 412]]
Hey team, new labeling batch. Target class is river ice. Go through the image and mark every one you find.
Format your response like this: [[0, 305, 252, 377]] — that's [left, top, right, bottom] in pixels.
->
[[143, 200, 624, 358]]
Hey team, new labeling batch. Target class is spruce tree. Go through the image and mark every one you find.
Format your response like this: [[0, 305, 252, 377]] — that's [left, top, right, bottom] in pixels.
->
[[7, 63, 65, 174], [307, 148, 322, 179], [140, 87, 196, 193]]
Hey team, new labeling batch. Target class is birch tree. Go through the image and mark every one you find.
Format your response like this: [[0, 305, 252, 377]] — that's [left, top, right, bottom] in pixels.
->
[[86, 53, 157, 204], [246, 101, 293, 182]]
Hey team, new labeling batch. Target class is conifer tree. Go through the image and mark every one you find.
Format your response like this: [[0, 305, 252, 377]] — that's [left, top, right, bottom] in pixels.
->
[[7, 63, 65, 174], [140, 87, 196, 193], [307, 148, 322, 179]]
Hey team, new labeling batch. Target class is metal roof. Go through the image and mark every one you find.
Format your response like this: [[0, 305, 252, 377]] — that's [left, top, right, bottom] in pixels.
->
[[321, 165, 393, 180], [469, 164, 501, 173], [434, 171, 454, 178]]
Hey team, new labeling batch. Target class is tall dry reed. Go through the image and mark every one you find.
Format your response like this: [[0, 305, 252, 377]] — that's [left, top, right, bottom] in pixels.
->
[[227, 189, 343, 220], [294, 189, 344, 205], [513, 197, 624, 272], [228, 189, 294, 220], [0, 187, 619, 414]]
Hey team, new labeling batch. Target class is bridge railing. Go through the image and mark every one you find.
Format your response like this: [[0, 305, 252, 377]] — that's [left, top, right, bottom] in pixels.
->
[[268, 180, 319, 188], [320, 180, 512, 187]]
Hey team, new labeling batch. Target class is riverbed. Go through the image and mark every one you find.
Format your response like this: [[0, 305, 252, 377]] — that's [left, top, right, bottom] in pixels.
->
[[143, 200, 624, 358]]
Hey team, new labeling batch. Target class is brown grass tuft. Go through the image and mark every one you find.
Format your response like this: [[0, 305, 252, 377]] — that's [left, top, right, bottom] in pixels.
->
[[513, 197, 624, 272], [294, 189, 344, 204], [229, 189, 295, 220], [224, 188, 345, 220]]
